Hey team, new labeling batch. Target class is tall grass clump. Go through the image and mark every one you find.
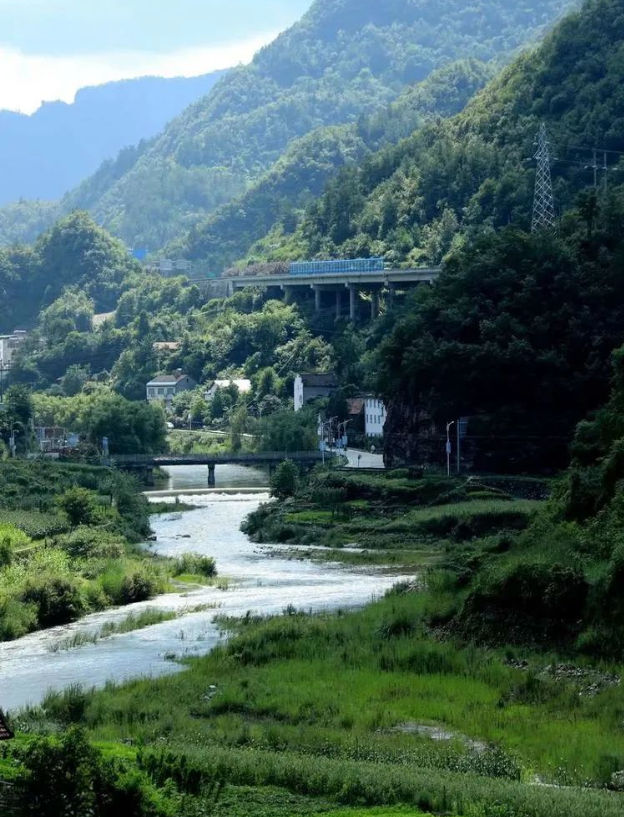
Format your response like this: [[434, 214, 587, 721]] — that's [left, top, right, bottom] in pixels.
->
[[171, 553, 217, 579]]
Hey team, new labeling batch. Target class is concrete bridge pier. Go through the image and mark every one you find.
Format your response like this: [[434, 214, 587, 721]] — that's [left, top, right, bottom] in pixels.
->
[[208, 464, 216, 487], [370, 287, 381, 320], [348, 285, 358, 321], [314, 285, 322, 313]]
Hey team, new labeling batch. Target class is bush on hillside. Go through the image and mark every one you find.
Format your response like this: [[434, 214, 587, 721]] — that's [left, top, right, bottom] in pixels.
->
[[461, 561, 589, 643], [21, 576, 86, 628], [57, 488, 100, 529], [0, 523, 31, 566], [55, 527, 125, 560], [13, 727, 176, 817]]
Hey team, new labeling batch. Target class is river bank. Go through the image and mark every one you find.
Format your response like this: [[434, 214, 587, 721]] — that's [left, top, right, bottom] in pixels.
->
[[5, 466, 624, 817], [0, 466, 412, 712]]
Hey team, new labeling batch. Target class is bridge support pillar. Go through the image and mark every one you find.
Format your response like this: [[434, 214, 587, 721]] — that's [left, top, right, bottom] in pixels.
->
[[371, 289, 380, 320], [281, 285, 295, 305], [387, 283, 396, 307], [349, 286, 358, 321], [314, 286, 322, 313], [335, 289, 343, 319], [208, 464, 216, 488]]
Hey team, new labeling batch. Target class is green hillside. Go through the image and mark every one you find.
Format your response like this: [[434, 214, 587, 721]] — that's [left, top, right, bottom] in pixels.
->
[[7, 0, 576, 252], [0, 212, 143, 333], [367, 0, 624, 471], [177, 60, 494, 273], [266, 0, 624, 265]]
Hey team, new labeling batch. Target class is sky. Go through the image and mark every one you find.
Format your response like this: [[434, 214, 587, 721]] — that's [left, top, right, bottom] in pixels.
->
[[0, 0, 314, 113]]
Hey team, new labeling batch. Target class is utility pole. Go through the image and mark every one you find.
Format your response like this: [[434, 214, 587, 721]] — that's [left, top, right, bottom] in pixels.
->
[[0, 360, 9, 403], [319, 417, 337, 466], [446, 421, 455, 478], [532, 123, 557, 234]]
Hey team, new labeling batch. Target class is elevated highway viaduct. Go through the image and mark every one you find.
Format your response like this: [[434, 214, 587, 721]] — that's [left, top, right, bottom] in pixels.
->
[[191, 267, 441, 320]]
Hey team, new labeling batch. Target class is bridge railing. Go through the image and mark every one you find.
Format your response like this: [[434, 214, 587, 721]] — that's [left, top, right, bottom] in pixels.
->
[[109, 451, 328, 466]]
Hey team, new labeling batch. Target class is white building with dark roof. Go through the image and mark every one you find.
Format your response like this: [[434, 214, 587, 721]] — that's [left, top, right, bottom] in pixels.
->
[[146, 372, 196, 405], [294, 373, 339, 412]]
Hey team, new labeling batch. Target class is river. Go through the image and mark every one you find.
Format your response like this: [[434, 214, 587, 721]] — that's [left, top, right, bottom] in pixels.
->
[[0, 466, 410, 712]]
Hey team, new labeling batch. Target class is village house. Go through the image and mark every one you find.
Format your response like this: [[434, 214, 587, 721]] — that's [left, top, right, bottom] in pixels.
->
[[146, 372, 196, 406], [364, 396, 387, 438], [0, 330, 27, 369], [294, 373, 339, 412], [153, 341, 181, 353]]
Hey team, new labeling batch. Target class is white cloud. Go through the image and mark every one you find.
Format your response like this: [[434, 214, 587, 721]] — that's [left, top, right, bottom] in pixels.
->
[[0, 31, 276, 114]]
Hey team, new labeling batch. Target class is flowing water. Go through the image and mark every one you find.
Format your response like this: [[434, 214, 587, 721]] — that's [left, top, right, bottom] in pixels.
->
[[0, 466, 410, 712]]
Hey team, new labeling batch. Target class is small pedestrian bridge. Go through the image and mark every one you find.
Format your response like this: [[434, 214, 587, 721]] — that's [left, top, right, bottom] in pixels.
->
[[108, 451, 330, 486]]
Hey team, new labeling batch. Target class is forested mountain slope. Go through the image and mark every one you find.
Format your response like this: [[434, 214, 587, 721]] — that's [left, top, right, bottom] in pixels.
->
[[34, 0, 576, 252], [269, 0, 624, 266], [0, 71, 226, 206], [368, 0, 624, 470], [175, 60, 494, 272]]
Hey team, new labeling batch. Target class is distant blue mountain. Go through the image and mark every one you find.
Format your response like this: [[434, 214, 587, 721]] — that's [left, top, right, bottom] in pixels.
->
[[0, 71, 228, 205]]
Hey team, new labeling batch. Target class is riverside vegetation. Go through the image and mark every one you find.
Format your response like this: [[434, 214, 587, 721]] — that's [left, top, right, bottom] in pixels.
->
[[0, 460, 217, 642], [4, 440, 624, 816]]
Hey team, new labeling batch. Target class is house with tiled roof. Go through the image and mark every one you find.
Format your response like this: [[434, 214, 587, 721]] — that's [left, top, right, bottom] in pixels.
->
[[146, 371, 196, 405]]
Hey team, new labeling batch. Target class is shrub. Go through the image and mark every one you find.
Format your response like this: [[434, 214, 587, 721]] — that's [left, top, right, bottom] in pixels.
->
[[461, 561, 589, 642], [0, 598, 38, 640], [56, 527, 125, 560], [0, 523, 31, 566], [21, 576, 86, 627], [379, 612, 418, 639], [119, 570, 158, 605], [172, 553, 217, 579], [57, 488, 99, 529], [13, 727, 176, 817], [270, 461, 300, 499]]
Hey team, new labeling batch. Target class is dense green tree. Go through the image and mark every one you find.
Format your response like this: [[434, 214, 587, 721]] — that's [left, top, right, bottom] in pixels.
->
[[33, 390, 167, 455], [270, 460, 300, 499], [379, 222, 624, 471], [62, 365, 90, 397], [257, 408, 319, 453], [57, 488, 99, 529]]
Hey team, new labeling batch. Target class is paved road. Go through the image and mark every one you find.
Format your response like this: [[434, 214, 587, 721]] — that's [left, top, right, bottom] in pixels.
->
[[342, 448, 385, 469]]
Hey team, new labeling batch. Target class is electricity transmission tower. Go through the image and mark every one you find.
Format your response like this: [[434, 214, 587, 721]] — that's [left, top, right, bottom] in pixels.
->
[[532, 123, 557, 233]]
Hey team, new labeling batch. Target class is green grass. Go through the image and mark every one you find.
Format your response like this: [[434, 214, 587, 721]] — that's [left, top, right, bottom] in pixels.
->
[[0, 510, 69, 538], [6, 468, 622, 817], [47, 609, 180, 652], [21, 590, 624, 797], [270, 498, 540, 553], [311, 810, 431, 817]]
